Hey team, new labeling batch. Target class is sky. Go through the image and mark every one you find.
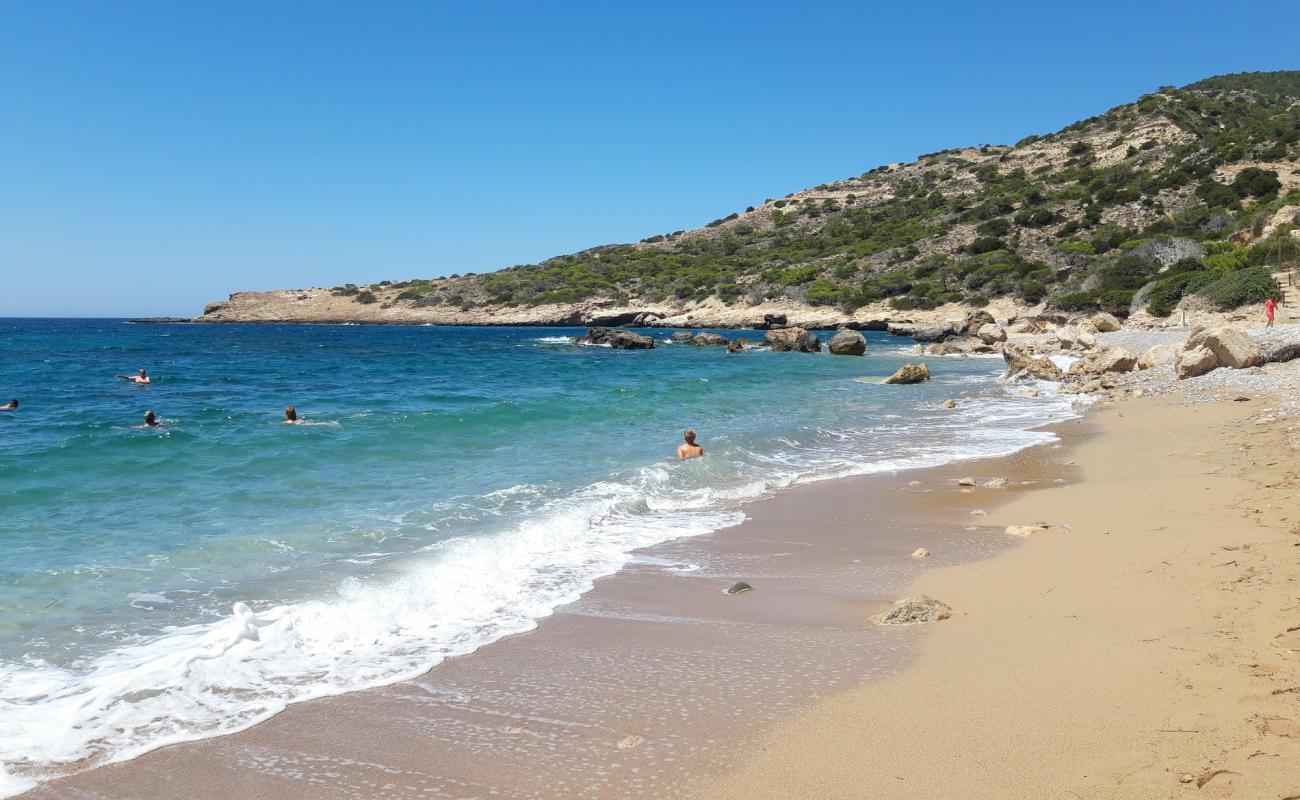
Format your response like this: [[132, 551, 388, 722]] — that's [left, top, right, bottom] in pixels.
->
[[1, 1, 1297, 317]]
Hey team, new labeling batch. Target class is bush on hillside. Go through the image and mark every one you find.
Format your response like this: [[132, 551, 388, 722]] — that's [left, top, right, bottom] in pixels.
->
[[1194, 266, 1281, 310]]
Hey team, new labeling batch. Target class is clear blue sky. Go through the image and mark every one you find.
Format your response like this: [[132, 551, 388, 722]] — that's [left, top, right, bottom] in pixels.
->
[[2, 1, 1296, 317]]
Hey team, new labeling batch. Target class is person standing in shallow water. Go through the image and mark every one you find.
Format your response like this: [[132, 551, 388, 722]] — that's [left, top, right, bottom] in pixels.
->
[[117, 369, 151, 385], [677, 429, 705, 459]]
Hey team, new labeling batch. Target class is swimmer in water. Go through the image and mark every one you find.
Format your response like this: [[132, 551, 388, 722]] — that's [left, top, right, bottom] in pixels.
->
[[284, 406, 302, 424], [117, 369, 151, 385], [677, 428, 705, 459], [141, 410, 164, 428], [0, 399, 16, 411]]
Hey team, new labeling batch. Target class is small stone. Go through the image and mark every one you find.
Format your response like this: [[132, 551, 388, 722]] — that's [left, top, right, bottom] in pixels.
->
[[970, 509, 987, 516], [957, 477, 976, 486], [617, 735, 645, 750], [1005, 524, 1051, 538], [911, 548, 930, 558], [1178, 774, 1195, 784], [941, 399, 957, 409], [982, 477, 1008, 489], [724, 581, 753, 595], [870, 595, 952, 626], [907, 480, 921, 486]]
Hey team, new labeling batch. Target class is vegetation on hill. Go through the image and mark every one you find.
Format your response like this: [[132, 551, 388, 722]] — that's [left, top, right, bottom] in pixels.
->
[[341, 71, 1300, 318]]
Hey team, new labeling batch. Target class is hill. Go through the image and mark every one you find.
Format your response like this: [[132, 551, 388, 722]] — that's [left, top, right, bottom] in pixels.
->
[[198, 71, 1300, 327]]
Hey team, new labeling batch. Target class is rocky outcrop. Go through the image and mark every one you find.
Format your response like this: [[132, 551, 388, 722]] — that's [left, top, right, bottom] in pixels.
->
[[754, 313, 788, 330], [1067, 346, 1137, 377], [1089, 312, 1121, 332], [726, 340, 744, 353], [668, 331, 694, 343], [827, 329, 867, 356], [692, 332, 730, 347], [764, 327, 821, 352], [870, 596, 952, 626], [958, 309, 997, 337], [883, 363, 931, 384], [1186, 326, 1263, 369], [1176, 345, 1218, 379], [574, 327, 656, 349], [929, 337, 993, 355], [1002, 343, 1064, 380]]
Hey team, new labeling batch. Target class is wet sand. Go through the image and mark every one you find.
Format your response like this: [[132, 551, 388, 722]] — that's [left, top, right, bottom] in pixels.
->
[[20, 419, 1086, 798]]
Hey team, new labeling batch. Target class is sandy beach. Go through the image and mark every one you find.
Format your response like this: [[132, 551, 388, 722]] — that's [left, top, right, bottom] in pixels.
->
[[16, 381, 1300, 799], [699, 393, 1300, 799]]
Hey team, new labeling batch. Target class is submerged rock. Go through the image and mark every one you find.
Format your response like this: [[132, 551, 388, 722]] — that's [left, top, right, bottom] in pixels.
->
[[941, 399, 957, 409], [668, 331, 694, 343], [764, 327, 821, 352], [871, 595, 952, 626], [828, 328, 867, 356], [726, 340, 744, 353], [883, 363, 931, 384]]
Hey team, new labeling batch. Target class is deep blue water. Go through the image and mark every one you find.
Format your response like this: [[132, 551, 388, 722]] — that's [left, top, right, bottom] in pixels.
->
[[0, 319, 1077, 794]]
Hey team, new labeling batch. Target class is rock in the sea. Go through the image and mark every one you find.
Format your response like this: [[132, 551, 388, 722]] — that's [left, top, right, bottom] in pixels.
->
[[940, 399, 957, 409], [668, 331, 694, 343], [1136, 343, 1178, 370], [764, 327, 821, 353], [883, 363, 931, 384], [726, 340, 744, 353], [870, 596, 952, 626], [1176, 345, 1219, 379], [983, 477, 1008, 489], [755, 312, 788, 330], [956, 476, 975, 486], [1002, 343, 1064, 380], [724, 581, 753, 595], [575, 327, 656, 349], [692, 332, 730, 347], [911, 548, 930, 558], [827, 328, 867, 356], [1186, 326, 1262, 369], [1067, 346, 1137, 377], [1089, 312, 1121, 332], [1005, 524, 1050, 538]]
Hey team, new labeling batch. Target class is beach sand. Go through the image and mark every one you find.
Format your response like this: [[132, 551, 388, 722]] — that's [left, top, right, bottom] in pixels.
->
[[19, 394, 1300, 798], [698, 395, 1300, 799]]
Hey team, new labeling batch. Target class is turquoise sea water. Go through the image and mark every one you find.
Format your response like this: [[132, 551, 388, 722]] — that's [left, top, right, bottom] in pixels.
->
[[0, 319, 1078, 794]]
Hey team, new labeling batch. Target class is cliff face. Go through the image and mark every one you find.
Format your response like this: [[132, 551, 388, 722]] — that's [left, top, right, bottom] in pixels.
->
[[196, 71, 1300, 326]]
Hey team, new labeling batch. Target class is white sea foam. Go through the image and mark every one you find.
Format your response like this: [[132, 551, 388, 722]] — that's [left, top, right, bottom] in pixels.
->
[[0, 370, 1084, 796]]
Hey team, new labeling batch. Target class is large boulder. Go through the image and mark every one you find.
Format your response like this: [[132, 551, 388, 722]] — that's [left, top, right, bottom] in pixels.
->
[[976, 323, 1007, 344], [692, 332, 730, 347], [883, 363, 931, 384], [870, 596, 952, 626], [827, 329, 867, 356], [1002, 343, 1064, 380], [668, 331, 694, 343], [1136, 343, 1179, 370], [1176, 345, 1218, 379], [1186, 326, 1263, 369], [754, 313, 788, 330], [930, 337, 992, 356], [1067, 346, 1137, 377], [574, 327, 656, 350], [959, 309, 996, 337], [764, 327, 821, 353], [1089, 312, 1121, 332]]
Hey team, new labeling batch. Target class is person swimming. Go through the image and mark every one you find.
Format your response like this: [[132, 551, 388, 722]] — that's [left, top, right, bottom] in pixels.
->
[[677, 428, 705, 459], [0, 399, 16, 411], [284, 406, 301, 424], [141, 410, 164, 428], [117, 369, 151, 385]]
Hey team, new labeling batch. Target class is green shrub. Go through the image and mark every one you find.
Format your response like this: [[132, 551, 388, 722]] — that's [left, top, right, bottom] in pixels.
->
[[355, 290, 377, 304], [968, 236, 1005, 254], [1053, 290, 1101, 311], [1146, 270, 1211, 317], [1230, 167, 1281, 199], [1194, 266, 1281, 310]]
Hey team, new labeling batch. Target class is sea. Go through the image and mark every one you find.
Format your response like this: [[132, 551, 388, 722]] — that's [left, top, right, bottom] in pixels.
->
[[0, 319, 1082, 795]]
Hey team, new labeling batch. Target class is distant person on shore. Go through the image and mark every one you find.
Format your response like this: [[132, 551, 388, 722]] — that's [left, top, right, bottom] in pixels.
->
[[677, 429, 705, 459], [140, 410, 164, 428], [284, 406, 302, 424], [1265, 296, 1277, 328], [0, 399, 16, 411], [117, 369, 151, 385]]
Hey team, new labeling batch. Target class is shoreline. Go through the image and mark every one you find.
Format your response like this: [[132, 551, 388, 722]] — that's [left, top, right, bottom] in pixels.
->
[[16, 408, 1089, 798], [696, 392, 1300, 799]]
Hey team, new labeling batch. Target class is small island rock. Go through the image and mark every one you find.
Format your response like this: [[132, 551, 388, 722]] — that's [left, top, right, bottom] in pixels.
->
[[883, 363, 931, 384]]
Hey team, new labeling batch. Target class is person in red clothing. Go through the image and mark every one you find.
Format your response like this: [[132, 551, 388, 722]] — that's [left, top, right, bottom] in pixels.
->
[[1265, 296, 1277, 328]]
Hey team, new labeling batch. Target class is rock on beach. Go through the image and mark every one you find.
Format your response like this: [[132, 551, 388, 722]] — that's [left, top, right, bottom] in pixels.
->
[[871, 596, 952, 626], [883, 363, 931, 384]]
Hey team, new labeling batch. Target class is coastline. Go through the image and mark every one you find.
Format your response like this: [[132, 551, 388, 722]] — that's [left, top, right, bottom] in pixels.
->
[[17, 408, 1088, 798], [696, 393, 1300, 799]]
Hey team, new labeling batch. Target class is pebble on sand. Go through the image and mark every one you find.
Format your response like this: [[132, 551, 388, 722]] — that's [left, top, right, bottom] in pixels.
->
[[912, 547, 930, 558]]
